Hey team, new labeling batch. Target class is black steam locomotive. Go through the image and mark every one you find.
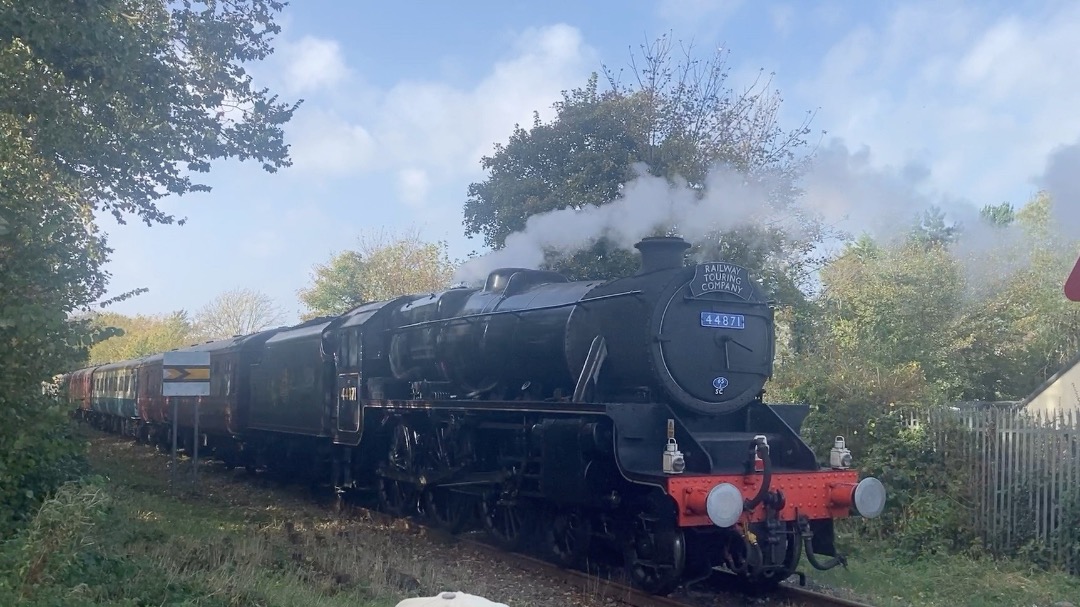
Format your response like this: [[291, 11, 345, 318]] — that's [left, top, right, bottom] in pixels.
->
[[65, 236, 885, 594]]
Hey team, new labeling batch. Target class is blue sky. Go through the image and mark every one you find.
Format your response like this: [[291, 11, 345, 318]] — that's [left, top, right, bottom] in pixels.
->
[[98, 0, 1080, 323]]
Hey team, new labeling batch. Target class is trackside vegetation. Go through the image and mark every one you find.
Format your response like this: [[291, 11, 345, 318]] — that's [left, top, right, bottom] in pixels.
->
[[0, 0, 298, 535]]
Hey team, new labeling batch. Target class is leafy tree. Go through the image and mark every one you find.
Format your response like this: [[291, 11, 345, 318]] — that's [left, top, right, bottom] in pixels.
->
[[821, 238, 966, 391], [980, 202, 1016, 226], [908, 206, 959, 249], [297, 251, 368, 320], [771, 193, 1080, 554], [0, 0, 297, 532], [87, 311, 198, 365], [463, 34, 821, 286], [0, 0, 300, 227], [194, 288, 284, 340], [299, 228, 456, 318]]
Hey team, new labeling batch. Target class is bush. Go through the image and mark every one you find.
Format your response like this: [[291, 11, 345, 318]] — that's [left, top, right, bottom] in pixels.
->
[[0, 478, 110, 603], [0, 394, 88, 538], [843, 409, 980, 557]]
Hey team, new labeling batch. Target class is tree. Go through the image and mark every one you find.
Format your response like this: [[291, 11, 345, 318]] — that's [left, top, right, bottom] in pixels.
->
[[908, 206, 959, 249], [980, 202, 1016, 227], [298, 228, 456, 318], [463, 34, 820, 285], [87, 311, 197, 365], [297, 250, 369, 319], [195, 288, 284, 340], [0, 0, 300, 227], [0, 0, 297, 532]]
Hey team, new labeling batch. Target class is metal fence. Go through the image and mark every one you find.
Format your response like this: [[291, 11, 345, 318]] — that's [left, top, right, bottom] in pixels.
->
[[920, 406, 1080, 573]]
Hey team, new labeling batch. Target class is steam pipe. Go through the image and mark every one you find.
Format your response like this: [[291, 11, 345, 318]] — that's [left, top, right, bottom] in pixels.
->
[[797, 515, 847, 571], [744, 439, 772, 511]]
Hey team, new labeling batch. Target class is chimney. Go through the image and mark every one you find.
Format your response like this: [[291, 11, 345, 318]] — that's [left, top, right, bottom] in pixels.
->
[[634, 236, 690, 275]]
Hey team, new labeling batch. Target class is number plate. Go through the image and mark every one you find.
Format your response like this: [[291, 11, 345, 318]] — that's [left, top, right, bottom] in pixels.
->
[[700, 312, 746, 329]]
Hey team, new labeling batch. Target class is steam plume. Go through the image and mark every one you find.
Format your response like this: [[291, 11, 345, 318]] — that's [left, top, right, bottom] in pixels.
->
[[454, 138, 1074, 287]]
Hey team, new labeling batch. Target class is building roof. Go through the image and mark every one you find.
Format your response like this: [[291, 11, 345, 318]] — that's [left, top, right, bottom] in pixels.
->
[[1019, 350, 1080, 409]]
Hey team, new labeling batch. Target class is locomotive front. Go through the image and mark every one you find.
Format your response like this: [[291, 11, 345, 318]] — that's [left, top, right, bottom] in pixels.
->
[[574, 236, 775, 415], [382, 235, 885, 593], [584, 236, 887, 591]]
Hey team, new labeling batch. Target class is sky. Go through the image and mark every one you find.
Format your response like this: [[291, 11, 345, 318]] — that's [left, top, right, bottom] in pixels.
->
[[97, 0, 1080, 323]]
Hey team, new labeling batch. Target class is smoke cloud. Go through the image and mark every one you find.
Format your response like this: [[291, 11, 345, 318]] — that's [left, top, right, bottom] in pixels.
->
[[453, 162, 777, 283], [454, 137, 1069, 289], [1039, 137, 1080, 237]]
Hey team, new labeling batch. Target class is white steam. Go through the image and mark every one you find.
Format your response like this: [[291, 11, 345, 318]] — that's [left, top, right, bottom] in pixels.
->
[[453, 162, 777, 284], [455, 137, 1078, 289]]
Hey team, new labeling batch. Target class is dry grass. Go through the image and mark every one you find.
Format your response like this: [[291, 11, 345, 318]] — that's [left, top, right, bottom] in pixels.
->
[[5, 429, 617, 607]]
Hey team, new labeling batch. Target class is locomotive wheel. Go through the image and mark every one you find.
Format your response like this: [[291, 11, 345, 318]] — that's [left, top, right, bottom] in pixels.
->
[[742, 522, 803, 592], [379, 418, 419, 517], [623, 493, 686, 595], [546, 508, 592, 568], [423, 487, 470, 533], [378, 477, 417, 517], [624, 526, 686, 595], [481, 491, 531, 551]]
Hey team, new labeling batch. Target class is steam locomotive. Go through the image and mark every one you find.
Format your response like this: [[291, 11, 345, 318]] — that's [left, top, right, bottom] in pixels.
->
[[64, 236, 886, 594]]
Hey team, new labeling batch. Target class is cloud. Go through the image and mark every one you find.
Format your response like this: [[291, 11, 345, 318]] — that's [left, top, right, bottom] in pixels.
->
[[287, 108, 375, 174], [655, 0, 745, 34], [284, 24, 597, 180], [794, 2, 1080, 209], [769, 4, 795, 36], [396, 168, 430, 206], [280, 36, 349, 93]]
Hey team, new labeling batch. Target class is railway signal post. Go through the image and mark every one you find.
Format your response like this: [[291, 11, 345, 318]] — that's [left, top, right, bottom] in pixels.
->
[[162, 351, 210, 492]]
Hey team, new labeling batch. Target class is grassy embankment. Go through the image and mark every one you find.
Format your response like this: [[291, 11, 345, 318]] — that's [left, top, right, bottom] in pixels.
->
[[0, 430, 507, 607], [808, 530, 1079, 607], [3, 429, 1078, 607]]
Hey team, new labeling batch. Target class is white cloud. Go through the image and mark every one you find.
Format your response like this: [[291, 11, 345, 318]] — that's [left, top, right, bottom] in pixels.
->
[[769, 4, 795, 37], [396, 168, 430, 206], [288, 108, 375, 174], [656, 0, 744, 32], [794, 2, 1080, 209], [281, 36, 349, 93], [284, 24, 597, 180]]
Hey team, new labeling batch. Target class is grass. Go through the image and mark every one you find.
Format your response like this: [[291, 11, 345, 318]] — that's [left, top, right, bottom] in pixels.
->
[[0, 430, 480, 607], [5, 429, 1079, 607], [805, 536, 1080, 607]]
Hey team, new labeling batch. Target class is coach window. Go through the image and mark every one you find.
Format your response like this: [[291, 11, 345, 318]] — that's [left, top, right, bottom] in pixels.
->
[[225, 362, 233, 396]]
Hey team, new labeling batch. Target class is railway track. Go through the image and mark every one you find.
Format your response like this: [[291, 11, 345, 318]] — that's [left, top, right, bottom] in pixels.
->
[[103, 428, 881, 607], [457, 535, 879, 607], [358, 508, 879, 607]]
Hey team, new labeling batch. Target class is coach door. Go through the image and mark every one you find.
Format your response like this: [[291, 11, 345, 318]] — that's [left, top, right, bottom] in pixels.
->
[[336, 328, 362, 437]]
